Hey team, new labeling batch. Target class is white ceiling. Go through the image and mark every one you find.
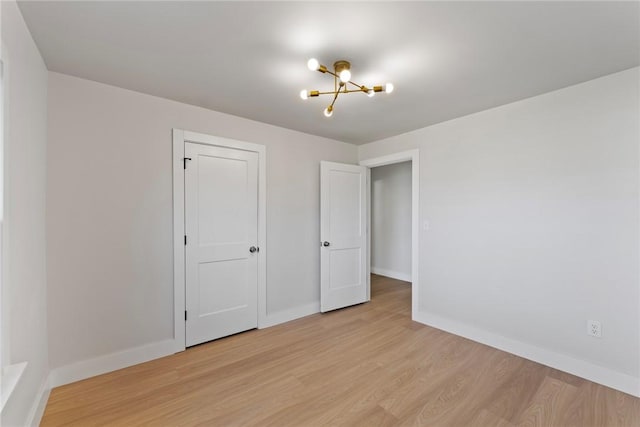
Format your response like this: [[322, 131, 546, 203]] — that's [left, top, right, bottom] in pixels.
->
[[18, 1, 640, 145]]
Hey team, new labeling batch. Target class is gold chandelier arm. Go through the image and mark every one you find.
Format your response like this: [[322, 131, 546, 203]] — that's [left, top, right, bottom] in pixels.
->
[[320, 69, 367, 91], [346, 80, 369, 93], [322, 69, 340, 80], [346, 88, 369, 94], [312, 88, 373, 96], [329, 85, 341, 109]]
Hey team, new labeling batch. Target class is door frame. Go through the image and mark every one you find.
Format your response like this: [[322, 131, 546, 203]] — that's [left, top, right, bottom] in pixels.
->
[[172, 129, 267, 352], [360, 149, 419, 320]]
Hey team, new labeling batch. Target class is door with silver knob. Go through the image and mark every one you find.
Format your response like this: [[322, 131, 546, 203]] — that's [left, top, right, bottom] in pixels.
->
[[320, 161, 368, 312], [185, 142, 258, 347]]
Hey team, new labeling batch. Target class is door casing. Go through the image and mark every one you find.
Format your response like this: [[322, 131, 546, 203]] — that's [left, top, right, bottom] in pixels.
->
[[172, 129, 266, 353]]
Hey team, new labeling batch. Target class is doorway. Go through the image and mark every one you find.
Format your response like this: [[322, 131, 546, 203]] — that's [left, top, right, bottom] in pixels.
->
[[360, 150, 419, 320], [370, 161, 412, 282]]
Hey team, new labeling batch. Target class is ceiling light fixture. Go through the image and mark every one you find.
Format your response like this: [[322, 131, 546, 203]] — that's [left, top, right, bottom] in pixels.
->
[[300, 58, 393, 117]]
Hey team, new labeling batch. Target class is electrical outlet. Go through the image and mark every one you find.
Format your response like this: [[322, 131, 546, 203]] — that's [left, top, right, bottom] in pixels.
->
[[587, 320, 602, 338]]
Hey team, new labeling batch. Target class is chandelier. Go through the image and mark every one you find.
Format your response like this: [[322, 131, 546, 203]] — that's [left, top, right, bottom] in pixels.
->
[[300, 58, 394, 117]]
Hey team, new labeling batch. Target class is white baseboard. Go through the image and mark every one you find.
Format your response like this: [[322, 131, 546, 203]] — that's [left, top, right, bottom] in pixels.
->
[[26, 376, 50, 427], [371, 267, 412, 282], [47, 301, 322, 391], [49, 339, 176, 388], [1, 362, 27, 412], [413, 310, 640, 397], [260, 302, 320, 329]]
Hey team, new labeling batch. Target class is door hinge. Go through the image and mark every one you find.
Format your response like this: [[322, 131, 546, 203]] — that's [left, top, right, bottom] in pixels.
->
[[183, 157, 192, 169], [185, 310, 187, 321], [184, 235, 187, 245]]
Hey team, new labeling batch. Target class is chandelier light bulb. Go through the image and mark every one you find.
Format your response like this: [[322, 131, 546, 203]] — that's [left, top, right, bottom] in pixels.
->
[[300, 90, 308, 100], [385, 83, 394, 94], [367, 89, 375, 98], [339, 69, 351, 83], [307, 58, 320, 71], [324, 106, 333, 117]]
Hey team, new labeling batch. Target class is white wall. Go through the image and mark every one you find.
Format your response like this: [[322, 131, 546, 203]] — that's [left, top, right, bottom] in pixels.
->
[[371, 162, 412, 281], [1, 1, 49, 425], [46, 72, 357, 373], [359, 68, 640, 395]]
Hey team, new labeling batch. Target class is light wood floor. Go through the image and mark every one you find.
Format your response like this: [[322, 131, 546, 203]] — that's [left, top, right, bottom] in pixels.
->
[[42, 275, 639, 426]]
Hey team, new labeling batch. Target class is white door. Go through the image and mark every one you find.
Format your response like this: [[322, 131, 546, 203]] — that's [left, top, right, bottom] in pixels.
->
[[185, 142, 258, 347], [320, 161, 369, 312]]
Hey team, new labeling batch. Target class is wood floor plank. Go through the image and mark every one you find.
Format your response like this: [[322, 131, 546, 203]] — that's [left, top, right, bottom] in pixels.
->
[[578, 381, 640, 427], [41, 275, 640, 426], [468, 409, 516, 427], [514, 376, 580, 427]]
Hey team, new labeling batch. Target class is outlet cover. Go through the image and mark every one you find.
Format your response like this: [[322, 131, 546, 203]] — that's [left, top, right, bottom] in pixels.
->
[[587, 320, 602, 338]]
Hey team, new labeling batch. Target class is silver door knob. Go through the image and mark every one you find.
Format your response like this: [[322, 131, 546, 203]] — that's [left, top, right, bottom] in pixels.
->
[[249, 246, 258, 253], [323, 241, 330, 247]]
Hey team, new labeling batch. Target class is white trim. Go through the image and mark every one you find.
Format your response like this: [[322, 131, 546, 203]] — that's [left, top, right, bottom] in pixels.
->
[[365, 168, 371, 301], [49, 339, 175, 388], [172, 129, 186, 353], [1, 42, 11, 373], [172, 129, 268, 350], [360, 151, 417, 169], [414, 310, 640, 398], [371, 267, 412, 283], [360, 149, 420, 320], [0, 361, 26, 412], [260, 302, 320, 329], [25, 377, 50, 427]]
